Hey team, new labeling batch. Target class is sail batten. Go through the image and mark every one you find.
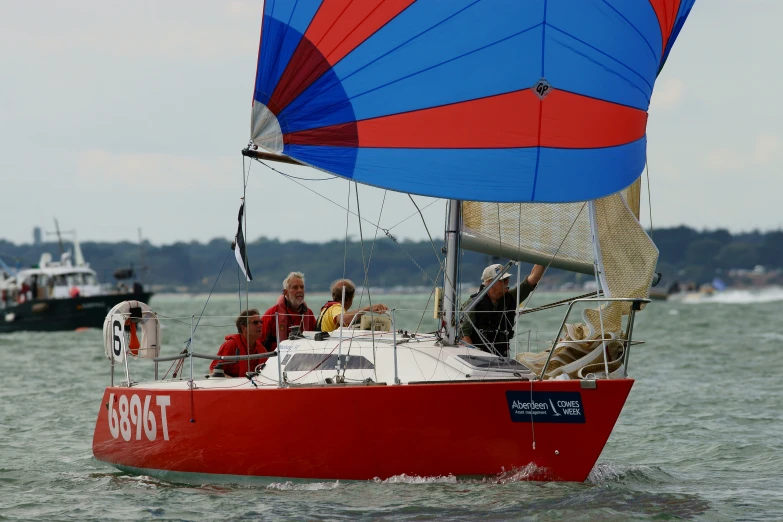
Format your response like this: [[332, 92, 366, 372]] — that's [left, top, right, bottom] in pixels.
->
[[252, 0, 695, 203]]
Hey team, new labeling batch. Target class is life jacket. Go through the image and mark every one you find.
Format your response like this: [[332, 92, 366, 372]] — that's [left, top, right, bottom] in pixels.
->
[[468, 291, 517, 358], [262, 294, 316, 351], [209, 333, 265, 377], [316, 301, 341, 332]]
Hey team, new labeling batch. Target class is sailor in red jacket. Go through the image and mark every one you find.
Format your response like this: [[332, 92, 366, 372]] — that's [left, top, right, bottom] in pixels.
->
[[210, 309, 266, 377], [261, 271, 317, 352]]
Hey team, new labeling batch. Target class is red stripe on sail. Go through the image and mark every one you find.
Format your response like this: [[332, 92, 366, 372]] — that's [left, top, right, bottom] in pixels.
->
[[649, 0, 681, 60], [357, 91, 541, 148], [539, 90, 648, 149], [285, 90, 646, 149], [267, 36, 330, 117], [285, 121, 359, 148], [305, 0, 414, 66], [268, 0, 412, 115]]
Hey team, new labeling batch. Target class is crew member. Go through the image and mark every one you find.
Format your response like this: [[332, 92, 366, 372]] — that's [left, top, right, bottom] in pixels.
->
[[210, 309, 267, 377], [316, 279, 387, 333], [460, 263, 545, 358], [261, 271, 317, 352]]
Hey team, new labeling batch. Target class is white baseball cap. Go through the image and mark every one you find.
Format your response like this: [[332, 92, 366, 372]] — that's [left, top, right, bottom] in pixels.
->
[[481, 264, 511, 282]]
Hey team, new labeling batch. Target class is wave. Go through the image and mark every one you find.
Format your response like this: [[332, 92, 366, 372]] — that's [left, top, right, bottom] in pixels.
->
[[266, 480, 342, 491], [671, 286, 783, 304], [709, 287, 783, 304], [587, 462, 673, 485]]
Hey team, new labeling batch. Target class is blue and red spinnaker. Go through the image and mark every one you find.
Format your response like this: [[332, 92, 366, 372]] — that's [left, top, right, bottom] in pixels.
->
[[251, 0, 695, 203]]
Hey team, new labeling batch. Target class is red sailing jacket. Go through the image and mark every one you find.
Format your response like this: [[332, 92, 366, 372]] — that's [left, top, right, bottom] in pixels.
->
[[261, 294, 316, 352], [209, 333, 266, 377]]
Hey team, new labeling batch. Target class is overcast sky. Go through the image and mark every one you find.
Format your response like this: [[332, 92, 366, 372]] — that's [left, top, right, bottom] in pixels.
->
[[0, 1, 780, 247]]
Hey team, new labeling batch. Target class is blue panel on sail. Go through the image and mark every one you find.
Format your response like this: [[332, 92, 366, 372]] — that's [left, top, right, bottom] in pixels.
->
[[255, 1, 323, 107], [285, 144, 645, 204], [279, 24, 544, 132], [533, 138, 648, 203]]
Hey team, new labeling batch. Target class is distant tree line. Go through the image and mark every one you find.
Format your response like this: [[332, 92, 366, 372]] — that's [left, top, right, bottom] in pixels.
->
[[651, 226, 783, 288], [1, 226, 781, 292]]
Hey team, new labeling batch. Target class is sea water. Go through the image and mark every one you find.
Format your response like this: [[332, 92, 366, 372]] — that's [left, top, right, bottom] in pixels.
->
[[1, 291, 781, 521]]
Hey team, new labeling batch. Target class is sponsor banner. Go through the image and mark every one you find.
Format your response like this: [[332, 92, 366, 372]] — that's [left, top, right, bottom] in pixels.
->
[[506, 391, 585, 423]]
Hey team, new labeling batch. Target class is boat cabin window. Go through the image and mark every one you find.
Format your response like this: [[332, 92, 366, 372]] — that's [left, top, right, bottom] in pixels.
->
[[84, 274, 97, 285], [54, 275, 67, 286], [283, 353, 374, 372], [67, 273, 86, 286], [456, 355, 532, 371]]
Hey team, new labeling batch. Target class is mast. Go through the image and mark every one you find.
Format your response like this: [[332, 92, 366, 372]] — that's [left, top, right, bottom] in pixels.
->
[[52, 218, 64, 257], [72, 231, 85, 267], [138, 228, 146, 281], [443, 200, 461, 345]]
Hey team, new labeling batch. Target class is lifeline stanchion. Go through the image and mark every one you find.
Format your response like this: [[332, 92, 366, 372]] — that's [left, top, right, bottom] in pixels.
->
[[276, 312, 282, 387], [189, 315, 195, 381], [337, 285, 346, 374]]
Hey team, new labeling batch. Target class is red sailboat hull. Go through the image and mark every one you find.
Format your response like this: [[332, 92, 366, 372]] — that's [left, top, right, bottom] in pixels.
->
[[92, 379, 633, 483]]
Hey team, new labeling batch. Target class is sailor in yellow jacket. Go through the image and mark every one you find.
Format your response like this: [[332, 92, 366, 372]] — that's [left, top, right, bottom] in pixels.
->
[[316, 279, 388, 332]]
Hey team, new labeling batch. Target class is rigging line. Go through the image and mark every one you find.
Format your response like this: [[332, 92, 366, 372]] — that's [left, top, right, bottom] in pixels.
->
[[384, 233, 438, 287], [518, 290, 604, 315], [497, 203, 504, 260], [242, 159, 251, 360], [588, 202, 611, 378], [257, 158, 437, 289], [405, 194, 447, 343], [182, 251, 233, 351], [343, 180, 351, 279], [340, 185, 388, 380], [516, 202, 522, 359], [645, 158, 654, 239], [238, 156, 247, 314], [522, 202, 587, 308], [408, 195, 445, 269], [236, 264, 242, 313], [364, 190, 388, 281], [258, 158, 435, 253], [257, 159, 381, 231], [350, 182, 380, 382], [386, 198, 441, 231], [414, 266, 443, 335], [461, 311, 503, 357], [276, 171, 338, 181], [422, 332, 448, 382], [362, 189, 388, 384]]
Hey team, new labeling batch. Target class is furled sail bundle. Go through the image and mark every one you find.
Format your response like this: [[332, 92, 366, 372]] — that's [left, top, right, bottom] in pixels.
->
[[252, 0, 695, 204]]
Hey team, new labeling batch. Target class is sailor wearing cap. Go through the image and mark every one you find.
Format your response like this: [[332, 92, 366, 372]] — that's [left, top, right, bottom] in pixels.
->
[[460, 263, 545, 358]]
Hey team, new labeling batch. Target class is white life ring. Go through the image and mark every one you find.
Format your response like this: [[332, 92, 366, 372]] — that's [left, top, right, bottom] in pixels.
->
[[103, 300, 161, 361]]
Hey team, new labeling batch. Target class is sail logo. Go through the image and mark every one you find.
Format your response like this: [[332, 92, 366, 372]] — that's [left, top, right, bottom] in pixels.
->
[[107, 393, 171, 442], [506, 391, 585, 423], [532, 78, 553, 100]]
